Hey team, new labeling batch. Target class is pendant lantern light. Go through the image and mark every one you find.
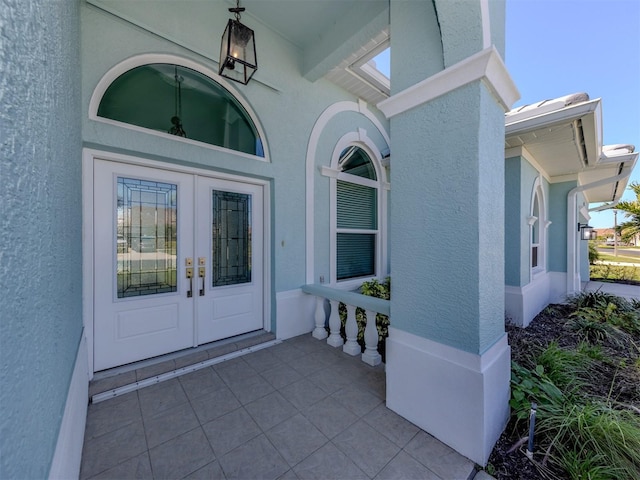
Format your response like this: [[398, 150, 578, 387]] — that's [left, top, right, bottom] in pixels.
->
[[168, 66, 187, 137], [219, 0, 257, 85]]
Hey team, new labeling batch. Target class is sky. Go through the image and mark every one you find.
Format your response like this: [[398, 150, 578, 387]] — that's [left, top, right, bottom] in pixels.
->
[[505, 0, 640, 228]]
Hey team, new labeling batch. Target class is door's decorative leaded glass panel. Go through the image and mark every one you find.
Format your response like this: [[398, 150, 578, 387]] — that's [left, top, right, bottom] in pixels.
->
[[117, 177, 178, 298], [212, 190, 251, 286]]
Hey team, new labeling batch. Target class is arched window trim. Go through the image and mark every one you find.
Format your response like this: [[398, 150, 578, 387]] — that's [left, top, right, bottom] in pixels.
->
[[528, 176, 549, 279], [89, 54, 270, 162], [325, 130, 388, 288]]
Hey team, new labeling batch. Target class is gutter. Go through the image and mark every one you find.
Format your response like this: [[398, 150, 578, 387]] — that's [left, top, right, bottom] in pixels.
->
[[566, 170, 631, 295], [505, 98, 600, 136]]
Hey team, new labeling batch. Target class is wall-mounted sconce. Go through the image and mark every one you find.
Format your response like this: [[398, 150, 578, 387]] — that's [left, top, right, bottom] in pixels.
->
[[219, 0, 257, 85], [578, 223, 594, 241]]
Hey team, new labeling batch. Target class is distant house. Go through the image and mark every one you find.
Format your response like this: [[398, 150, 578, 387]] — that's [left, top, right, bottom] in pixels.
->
[[1, 1, 637, 478]]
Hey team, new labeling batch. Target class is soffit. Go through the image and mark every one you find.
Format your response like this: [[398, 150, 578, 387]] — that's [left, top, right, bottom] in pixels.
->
[[239, 0, 390, 104], [505, 95, 638, 203], [505, 97, 602, 178]]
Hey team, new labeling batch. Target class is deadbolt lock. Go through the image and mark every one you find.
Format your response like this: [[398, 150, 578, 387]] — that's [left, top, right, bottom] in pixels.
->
[[185, 258, 193, 266], [198, 257, 206, 266]]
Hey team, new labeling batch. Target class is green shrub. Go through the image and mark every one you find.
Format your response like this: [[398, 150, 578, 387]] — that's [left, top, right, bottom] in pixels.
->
[[568, 291, 634, 312], [536, 341, 593, 391], [538, 401, 640, 480], [590, 263, 640, 283], [509, 361, 563, 422]]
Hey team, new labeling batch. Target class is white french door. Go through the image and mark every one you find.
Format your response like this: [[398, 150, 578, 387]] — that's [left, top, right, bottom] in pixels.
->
[[93, 159, 264, 371], [195, 177, 263, 344]]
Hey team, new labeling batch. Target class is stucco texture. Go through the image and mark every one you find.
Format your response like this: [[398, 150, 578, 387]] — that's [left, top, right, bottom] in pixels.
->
[[504, 156, 549, 287], [0, 1, 83, 478], [548, 181, 576, 272], [389, 82, 505, 355]]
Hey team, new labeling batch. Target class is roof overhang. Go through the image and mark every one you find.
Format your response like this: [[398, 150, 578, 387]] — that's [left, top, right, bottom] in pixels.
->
[[505, 96, 603, 175], [505, 93, 638, 204]]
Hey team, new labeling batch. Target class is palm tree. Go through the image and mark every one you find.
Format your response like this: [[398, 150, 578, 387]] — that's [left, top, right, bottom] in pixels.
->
[[615, 182, 640, 244]]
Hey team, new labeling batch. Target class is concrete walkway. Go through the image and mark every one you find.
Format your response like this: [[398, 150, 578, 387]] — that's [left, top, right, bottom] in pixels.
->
[[584, 280, 640, 301]]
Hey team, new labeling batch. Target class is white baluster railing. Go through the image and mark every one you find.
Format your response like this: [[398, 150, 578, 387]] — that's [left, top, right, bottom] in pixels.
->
[[301, 284, 389, 366]]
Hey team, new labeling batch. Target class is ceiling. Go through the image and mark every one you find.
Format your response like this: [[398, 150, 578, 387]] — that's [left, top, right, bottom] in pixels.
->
[[237, 0, 390, 104], [238, 1, 378, 50]]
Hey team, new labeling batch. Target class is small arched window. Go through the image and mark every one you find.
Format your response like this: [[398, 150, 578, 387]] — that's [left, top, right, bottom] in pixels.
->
[[97, 63, 263, 157], [528, 180, 548, 276], [531, 194, 540, 269]]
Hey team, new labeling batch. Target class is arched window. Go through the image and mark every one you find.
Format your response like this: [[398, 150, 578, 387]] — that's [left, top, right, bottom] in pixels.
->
[[97, 63, 263, 157], [528, 179, 548, 276], [336, 146, 379, 281], [531, 194, 540, 269]]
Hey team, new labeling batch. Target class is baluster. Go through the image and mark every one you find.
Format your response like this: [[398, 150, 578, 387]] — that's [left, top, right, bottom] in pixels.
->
[[327, 299, 343, 347], [312, 296, 328, 340], [361, 309, 382, 366], [343, 304, 360, 356]]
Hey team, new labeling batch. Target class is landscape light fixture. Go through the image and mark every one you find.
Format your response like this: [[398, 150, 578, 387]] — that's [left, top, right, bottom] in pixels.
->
[[578, 223, 594, 241], [219, 0, 257, 85]]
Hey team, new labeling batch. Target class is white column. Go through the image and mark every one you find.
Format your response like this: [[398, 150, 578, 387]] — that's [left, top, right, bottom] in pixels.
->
[[311, 296, 328, 340], [361, 309, 381, 366], [326, 299, 344, 347], [342, 304, 360, 356]]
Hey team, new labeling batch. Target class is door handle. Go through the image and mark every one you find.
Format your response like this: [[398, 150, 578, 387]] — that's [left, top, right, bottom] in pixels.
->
[[199, 267, 205, 296], [186, 267, 193, 298]]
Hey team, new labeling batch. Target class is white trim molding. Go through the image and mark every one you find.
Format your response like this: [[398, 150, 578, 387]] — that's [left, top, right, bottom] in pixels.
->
[[327, 133, 389, 285], [305, 100, 390, 284], [386, 327, 510, 466], [505, 271, 551, 327], [377, 46, 519, 118], [275, 289, 316, 340], [480, 0, 492, 49], [49, 335, 89, 480]]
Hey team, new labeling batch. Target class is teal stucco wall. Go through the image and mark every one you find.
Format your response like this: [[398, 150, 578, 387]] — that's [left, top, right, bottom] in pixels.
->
[[504, 157, 522, 286], [548, 181, 577, 273], [390, 0, 443, 93], [0, 1, 83, 478], [505, 155, 552, 287], [390, 82, 505, 355]]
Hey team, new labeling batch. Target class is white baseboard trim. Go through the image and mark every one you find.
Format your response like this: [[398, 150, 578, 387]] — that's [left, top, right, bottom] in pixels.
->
[[385, 327, 510, 466], [548, 271, 568, 304], [275, 289, 316, 340], [49, 335, 89, 480], [505, 271, 551, 327]]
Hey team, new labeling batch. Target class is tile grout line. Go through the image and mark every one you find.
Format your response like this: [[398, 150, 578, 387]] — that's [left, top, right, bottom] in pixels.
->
[[91, 340, 282, 404]]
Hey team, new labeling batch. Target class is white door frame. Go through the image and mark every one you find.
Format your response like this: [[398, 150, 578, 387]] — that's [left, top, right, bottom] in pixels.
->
[[82, 148, 271, 377]]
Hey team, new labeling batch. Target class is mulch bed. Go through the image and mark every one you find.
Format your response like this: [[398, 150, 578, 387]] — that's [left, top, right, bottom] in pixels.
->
[[487, 303, 640, 479]]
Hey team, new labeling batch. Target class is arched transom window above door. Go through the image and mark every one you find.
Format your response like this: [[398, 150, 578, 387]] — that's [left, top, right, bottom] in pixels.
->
[[96, 63, 264, 158]]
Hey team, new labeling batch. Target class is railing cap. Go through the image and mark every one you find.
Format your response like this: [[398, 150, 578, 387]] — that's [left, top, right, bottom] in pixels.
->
[[301, 283, 390, 316]]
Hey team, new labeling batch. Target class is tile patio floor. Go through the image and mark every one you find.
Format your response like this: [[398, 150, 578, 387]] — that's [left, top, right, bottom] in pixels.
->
[[80, 333, 478, 480]]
